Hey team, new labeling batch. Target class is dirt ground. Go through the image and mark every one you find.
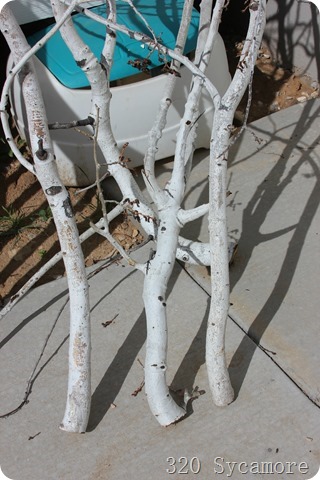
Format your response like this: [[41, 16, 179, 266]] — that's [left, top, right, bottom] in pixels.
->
[[0, 42, 318, 304]]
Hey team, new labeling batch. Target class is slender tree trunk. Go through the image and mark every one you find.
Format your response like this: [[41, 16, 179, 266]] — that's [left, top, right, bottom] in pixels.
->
[[143, 206, 187, 425], [207, 111, 235, 406], [206, 0, 267, 406], [0, 5, 91, 433]]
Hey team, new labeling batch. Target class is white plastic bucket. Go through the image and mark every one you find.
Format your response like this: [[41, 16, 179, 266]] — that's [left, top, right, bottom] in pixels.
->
[[8, 34, 230, 186]]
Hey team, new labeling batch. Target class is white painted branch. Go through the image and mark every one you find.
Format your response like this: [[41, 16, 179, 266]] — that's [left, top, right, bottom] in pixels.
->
[[51, 1, 218, 269], [51, 1, 159, 232], [143, 205, 186, 425], [51, 2, 231, 424], [142, 0, 220, 424], [0, 0, 78, 175], [206, 0, 266, 406], [194, 0, 214, 66], [177, 203, 209, 226], [169, 0, 226, 197], [103, 0, 116, 69], [1, 5, 91, 433], [143, 0, 194, 203], [141, 96, 172, 205], [90, 98, 137, 267], [84, 5, 225, 267], [53, 2, 189, 424], [123, 0, 158, 45], [207, 113, 235, 407]]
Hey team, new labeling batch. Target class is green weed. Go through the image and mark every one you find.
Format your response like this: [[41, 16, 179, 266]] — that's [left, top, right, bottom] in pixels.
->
[[0, 204, 52, 237], [33, 207, 53, 223], [38, 248, 47, 258], [0, 206, 36, 237]]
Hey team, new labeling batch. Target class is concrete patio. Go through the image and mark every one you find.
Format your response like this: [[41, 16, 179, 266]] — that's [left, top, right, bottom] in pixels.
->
[[0, 99, 319, 479]]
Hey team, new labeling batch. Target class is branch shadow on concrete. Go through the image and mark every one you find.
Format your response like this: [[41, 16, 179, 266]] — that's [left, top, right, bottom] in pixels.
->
[[228, 99, 320, 398], [264, 0, 320, 81], [87, 262, 184, 431]]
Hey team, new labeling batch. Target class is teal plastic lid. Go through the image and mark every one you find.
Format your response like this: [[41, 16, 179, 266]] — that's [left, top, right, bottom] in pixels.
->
[[28, 0, 200, 89]]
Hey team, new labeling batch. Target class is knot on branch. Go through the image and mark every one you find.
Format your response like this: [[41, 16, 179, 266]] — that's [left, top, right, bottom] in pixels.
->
[[76, 58, 87, 68], [36, 139, 48, 160]]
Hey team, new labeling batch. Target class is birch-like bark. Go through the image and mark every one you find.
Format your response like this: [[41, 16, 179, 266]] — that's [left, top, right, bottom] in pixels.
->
[[0, 5, 91, 433], [143, 204, 187, 425], [0, 0, 78, 174], [142, 0, 195, 425], [143, 0, 194, 201], [1, 0, 267, 429], [52, 0, 195, 425], [206, 0, 267, 406], [77, 2, 221, 265], [52, 0, 212, 425], [47, 1, 222, 272]]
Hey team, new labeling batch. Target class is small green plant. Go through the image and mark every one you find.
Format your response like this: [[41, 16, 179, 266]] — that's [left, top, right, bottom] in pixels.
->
[[0, 204, 54, 238], [38, 248, 47, 258], [0, 205, 36, 237], [34, 206, 53, 223]]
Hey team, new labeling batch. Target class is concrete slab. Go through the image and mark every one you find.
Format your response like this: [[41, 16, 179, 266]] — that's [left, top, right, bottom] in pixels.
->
[[178, 99, 320, 407], [1, 257, 320, 479], [1, 100, 320, 479]]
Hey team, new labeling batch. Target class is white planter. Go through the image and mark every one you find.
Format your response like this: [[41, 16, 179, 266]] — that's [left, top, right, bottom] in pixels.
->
[[8, 15, 230, 186]]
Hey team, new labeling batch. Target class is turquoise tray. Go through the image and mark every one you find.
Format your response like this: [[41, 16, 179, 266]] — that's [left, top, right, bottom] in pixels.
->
[[28, 0, 199, 89]]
